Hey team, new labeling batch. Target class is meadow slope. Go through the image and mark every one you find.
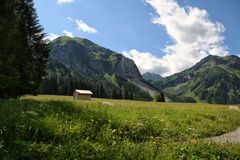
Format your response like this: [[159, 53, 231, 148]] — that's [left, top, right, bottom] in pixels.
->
[[0, 95, 240, 159]]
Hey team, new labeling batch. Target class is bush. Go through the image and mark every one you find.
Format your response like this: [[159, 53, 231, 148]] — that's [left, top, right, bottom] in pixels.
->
[[153, 92, 165, 102], [179, 97, 196, 103]]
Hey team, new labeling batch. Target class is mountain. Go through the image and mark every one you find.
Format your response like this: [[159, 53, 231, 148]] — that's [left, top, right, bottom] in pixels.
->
[[142, 72, 163, 81], [39, 36, 163, 101], [152, 55, 240, 104]]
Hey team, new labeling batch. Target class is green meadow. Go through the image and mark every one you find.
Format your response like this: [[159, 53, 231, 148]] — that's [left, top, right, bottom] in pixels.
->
[[0, 95, 240, 159]]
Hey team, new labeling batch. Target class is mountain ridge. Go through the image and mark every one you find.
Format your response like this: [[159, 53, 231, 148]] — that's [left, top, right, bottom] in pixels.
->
[[39, 36, 163, 101], [142, 72, 163, 81], [152, 55, 240, 104], [50, 36, 143, 80]]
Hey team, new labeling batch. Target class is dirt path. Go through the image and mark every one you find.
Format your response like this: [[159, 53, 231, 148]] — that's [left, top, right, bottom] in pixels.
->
[[207, 128, 240, 144]]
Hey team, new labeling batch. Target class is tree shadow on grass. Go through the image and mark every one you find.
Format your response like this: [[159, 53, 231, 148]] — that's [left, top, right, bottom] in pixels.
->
[[0, 99, 116, 159]]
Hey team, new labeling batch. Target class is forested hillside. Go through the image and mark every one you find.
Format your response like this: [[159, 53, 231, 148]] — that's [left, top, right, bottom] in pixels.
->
[[39, 36, 163, 101], [152, 55, 240, 104]]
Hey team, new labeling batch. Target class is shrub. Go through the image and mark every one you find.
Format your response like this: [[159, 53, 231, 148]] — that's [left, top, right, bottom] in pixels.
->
[[153, 92, 165, 102]]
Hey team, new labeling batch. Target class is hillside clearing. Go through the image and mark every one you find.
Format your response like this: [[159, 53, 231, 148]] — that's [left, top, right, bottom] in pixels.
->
[[0, 95, 240, 159]]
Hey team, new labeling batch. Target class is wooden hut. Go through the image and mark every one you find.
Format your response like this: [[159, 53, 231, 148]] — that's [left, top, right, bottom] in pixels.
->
[[73, 90, 93, 100]]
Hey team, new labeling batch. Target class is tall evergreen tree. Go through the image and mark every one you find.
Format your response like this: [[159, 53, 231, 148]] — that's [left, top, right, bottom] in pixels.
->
[[0, 0, 20, 98], [153, 92, 165, 102], [129, 92, 133, 100], [111, 87, 117, 99], [67, 75, 74, 95], [94, 83, 99, 97], [122, 87, 130, 100], [0, 0, 49, 99], [98, 82, 104, 98], [17, 0, 49, 95], [116, 87, 122, 99]]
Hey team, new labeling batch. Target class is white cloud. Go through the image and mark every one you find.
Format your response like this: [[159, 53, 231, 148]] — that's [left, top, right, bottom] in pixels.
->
[[125, 0, 228, 76], [57, 0, 74, 4], [67, 17, 74, 22], [62, 30, 74, 38], [45, 30, 74, 41], [66, 17, 98, 34], [76, 19, 98, 34], [45, 33, 61, 41], [123, 49, 170, 75]]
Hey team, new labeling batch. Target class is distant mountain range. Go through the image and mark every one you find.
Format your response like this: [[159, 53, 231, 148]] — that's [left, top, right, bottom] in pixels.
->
[[39, 36, 163, 101], [38, 36, 240, 104], [151, 55, 240, 104], [142, 72, 163, 81]]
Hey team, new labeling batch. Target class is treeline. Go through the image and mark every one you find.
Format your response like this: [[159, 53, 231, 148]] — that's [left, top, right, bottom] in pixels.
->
[[0, 0, 49, 99], [40, 76, 135, 100], [194, 69, 240, 104], [38, 61, 152, 101], [167, 95, 196, 103]]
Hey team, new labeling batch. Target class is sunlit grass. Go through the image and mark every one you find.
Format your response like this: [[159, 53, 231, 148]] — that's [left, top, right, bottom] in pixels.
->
[[0, 95, 240, 159]]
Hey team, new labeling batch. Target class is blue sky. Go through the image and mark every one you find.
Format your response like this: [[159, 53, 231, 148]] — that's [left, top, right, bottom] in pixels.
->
[[35, 0, 240, 76]]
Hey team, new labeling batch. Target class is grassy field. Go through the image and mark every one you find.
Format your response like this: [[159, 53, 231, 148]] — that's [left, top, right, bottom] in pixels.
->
[[0, 95, 240, 159]]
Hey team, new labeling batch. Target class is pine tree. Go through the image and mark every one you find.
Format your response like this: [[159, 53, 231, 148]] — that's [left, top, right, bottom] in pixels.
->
[[129, 92, 133, 100], [98, 83, 104, 98], [116, 87, 122, 99], [153, 92, 165, 102], [0, 0, 49, 99], [67, 75, 74, 95], [17, 0, 49, 95], [94, 83, 99, 97], [111, 87, 117, 99], [0, 0, 21, 98], [122, 87, 127, 99]]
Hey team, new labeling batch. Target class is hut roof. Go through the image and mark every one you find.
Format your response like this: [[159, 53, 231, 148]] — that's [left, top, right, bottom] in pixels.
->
[[75, 90, 93, 95]]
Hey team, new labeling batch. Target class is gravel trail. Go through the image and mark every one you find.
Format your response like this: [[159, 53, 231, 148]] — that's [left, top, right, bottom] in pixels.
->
[[208, 128, 240, 144]]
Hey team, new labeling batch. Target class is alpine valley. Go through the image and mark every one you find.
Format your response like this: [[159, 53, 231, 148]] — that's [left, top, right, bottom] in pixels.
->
[[38, 36, 240, 104], [38, 36, 162, 101]]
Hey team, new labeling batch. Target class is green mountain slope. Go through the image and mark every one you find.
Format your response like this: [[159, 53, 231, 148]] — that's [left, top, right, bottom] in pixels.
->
[[39, 36, 162, 101], [152, 55, 240, 104], [142, 72, 163, 81]]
